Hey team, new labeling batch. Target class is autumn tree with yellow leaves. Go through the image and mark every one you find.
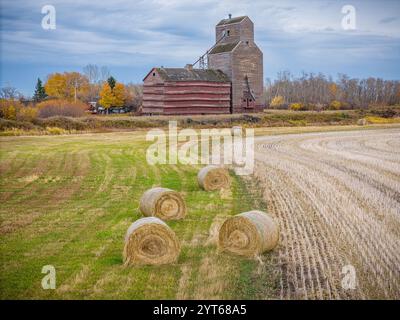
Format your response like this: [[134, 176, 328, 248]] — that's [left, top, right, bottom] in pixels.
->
[[270, 95, 285, 108], [98, 83, 114, 109], [44, 72, 89, 101], [44, 73, 66, 99], [99, 77, 126, 113]]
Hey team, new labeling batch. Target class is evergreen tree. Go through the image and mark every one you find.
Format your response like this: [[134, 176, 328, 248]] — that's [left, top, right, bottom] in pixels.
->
[[33, 78, 47, 102], [107, 76, 116, 90]]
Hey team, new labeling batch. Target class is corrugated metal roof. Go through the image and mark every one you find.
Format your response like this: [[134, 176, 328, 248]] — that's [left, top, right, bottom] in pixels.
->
[[209, 41, 239, 54], [156, 68, 230, 82], [217, 16, 247, 26]]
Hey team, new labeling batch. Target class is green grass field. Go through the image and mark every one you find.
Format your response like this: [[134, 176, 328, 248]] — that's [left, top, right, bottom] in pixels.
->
[[0, 132, 277, 299]]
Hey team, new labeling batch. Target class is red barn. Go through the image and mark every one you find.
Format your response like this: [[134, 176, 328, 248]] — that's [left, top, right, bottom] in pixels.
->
[[142, 66, 231, 115]]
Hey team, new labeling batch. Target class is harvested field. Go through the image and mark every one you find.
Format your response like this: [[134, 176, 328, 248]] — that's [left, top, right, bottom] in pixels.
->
[[0, 132, 274, 299], [254, 128, 400, 299], [0, 126, 398, 299]]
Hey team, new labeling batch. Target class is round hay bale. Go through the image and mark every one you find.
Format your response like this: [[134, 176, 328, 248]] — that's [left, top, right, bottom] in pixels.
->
[[197, 166, 230, 191], [123, 217, 180, 266], [231, 126, 242, 136], [139, 187, 186, 220], [357, 118, 367, 126], [218, 210, 279, 258]]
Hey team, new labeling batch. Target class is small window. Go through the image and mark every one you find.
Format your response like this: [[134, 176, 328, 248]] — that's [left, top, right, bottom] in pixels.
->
[[246, 41, 249, 45], [227, 30, 230, 36], [152, 72, 156, 76], [249, 99, 252, 102]]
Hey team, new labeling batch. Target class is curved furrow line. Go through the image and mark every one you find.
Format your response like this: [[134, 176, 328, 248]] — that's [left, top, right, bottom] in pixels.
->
[[272, 183, 311, 299], [256, 159, 350, 299], [325, 137, 400, 165], [300, 136, 400, 176], [255, 165, 298, 299], [275, 188, 324, 299], [270, 138, 400, 245], [269, 164, 330, 299], [296, 137, 400, 192], [298, 133, 399, 168], [323, 161, 400, 217], [255, 129, 400, 297], [301, 158, 398, 296], [328, 134, 400, 162], [284, 146, 400, 267], [298, 174, 395, 298], [255, 162, 340, 299], [286, 143, 400, 225], [387, 138, 400, 150], [268, 179, 303, 298], [262, 184, 293, 299], [280, 176, 344, 299], [289, 153, 399, 295], [358, 137, 400, 157]]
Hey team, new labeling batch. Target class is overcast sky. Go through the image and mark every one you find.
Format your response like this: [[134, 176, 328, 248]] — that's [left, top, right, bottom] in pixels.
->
[[1, 0, 399, 96]]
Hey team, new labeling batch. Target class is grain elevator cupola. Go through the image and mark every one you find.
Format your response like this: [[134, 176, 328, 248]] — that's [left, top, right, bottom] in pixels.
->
[[208, 15, 263, 113]]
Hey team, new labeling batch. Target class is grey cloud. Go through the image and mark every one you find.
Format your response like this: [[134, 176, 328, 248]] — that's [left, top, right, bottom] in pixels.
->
[[379, 17, 398, 24]]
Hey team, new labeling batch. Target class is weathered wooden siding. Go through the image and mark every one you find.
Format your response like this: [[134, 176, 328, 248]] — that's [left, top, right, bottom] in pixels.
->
[[231, 42, 263, 113], [209, 16, 264, 114], [216, 16, 254, 44], [142, 73, 231, 115], [142, 73, 165, 113], [208, 52, 233, 79]]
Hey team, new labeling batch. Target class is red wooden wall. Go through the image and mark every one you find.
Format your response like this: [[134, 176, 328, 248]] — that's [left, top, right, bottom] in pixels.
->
[[142, 80, 231, 115]]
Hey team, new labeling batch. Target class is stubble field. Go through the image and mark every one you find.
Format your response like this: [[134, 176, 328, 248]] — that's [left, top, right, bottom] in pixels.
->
[[254, 128, 400, 299]]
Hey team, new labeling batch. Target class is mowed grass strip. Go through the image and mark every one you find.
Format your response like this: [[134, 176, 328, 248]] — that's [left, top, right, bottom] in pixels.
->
[[0, 132, 277, 299]]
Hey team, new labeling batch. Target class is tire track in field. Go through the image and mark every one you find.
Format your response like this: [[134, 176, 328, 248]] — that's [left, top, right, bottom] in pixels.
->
[[254, 128, 400, 299]]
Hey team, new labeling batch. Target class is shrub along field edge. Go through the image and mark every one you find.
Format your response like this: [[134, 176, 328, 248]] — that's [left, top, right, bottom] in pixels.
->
[[1, 107, 400, 136]]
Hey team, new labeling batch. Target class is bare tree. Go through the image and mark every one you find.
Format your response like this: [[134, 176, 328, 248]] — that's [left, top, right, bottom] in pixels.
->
[[82, 65, 111, 102], [83, 64, 101, 84], [124, 83, 143, 111], [100, 66, 111, 82], [0, 86, 22, 100], [265, 72, 400, 109]]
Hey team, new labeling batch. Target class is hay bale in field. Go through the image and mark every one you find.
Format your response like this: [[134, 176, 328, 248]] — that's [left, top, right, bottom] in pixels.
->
[[197, 166, 230, 191], [357, 118, 368, 126], [123, 217, 180, 266], [139, 187, 186, 220], [231, 126, 242, 136], [218, 210, 279, 258]]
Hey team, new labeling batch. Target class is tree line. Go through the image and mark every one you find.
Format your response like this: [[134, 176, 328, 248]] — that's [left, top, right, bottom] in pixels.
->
[[1, 64, 143, 110], [39, 64, 143, 112], [265, 71, 400, 110], [2, 69, 399, 120], [0, 64, 143, 120]]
